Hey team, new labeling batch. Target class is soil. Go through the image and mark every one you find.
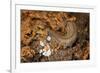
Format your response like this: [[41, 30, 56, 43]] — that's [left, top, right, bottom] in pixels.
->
[[20, 10, 90, 63]]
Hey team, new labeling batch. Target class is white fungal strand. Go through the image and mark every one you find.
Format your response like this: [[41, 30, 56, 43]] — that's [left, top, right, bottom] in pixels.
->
[[40, 41, 45, 47], [42, 49, 51, 57], [39, 49, 43, 54], [39, 43, 51, 57], [47, 36, 51, 41]]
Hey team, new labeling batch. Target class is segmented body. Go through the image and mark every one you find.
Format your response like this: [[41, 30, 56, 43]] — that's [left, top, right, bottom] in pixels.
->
[[49, 22, 77, 48], [21, 11, 77, 49]]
